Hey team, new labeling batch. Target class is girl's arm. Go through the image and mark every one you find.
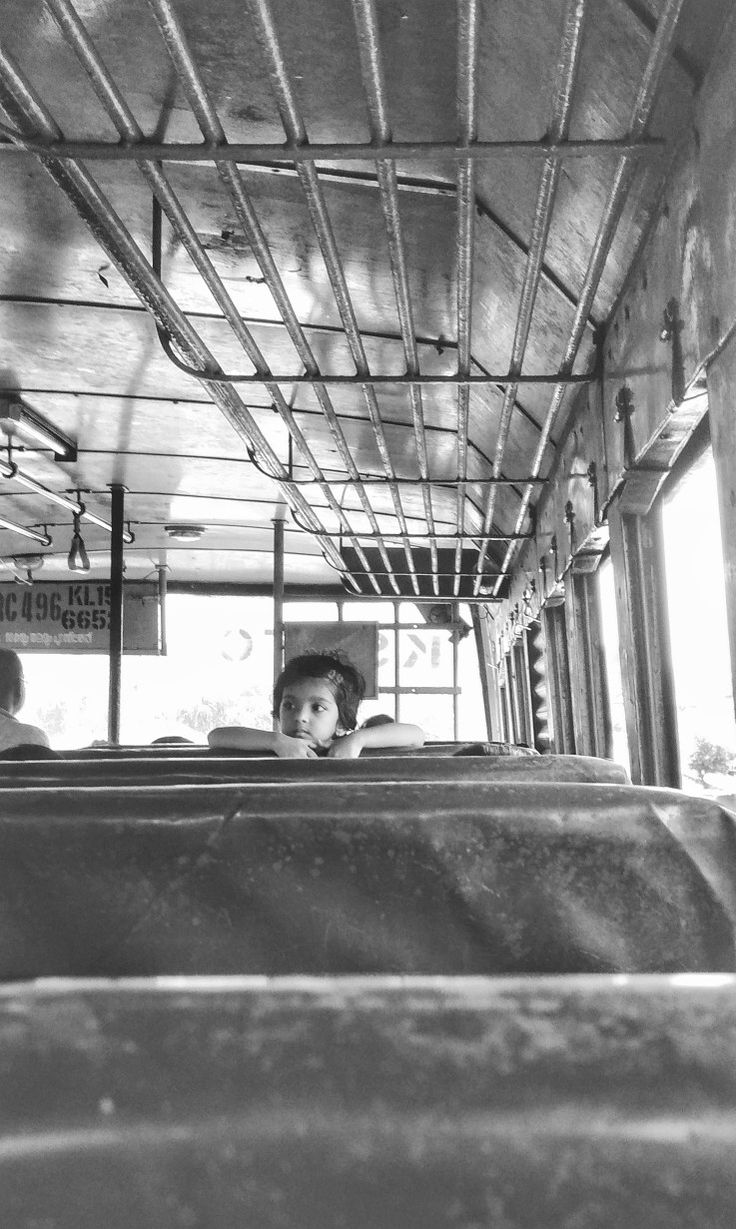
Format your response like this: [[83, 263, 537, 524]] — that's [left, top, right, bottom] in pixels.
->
[[327, 721, 425, 759], [208, 726, 318, 758]]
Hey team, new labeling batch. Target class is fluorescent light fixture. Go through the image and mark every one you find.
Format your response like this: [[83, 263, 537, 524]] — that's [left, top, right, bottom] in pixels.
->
[[0, 518, 52, 545], [0, 396, 77, 461]]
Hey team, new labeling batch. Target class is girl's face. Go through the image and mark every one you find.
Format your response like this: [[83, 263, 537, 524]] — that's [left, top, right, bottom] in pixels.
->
[[278, 677, 341, 748]]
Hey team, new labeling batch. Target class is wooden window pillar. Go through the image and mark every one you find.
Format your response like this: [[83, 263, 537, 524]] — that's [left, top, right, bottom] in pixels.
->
[[706, 350, 736, 722], [564, 569, 612, 759], [607, 499, 679, 786], [526, 619, 552, 753], [471, 606, 498, 739], [543, 603, 575, 754]]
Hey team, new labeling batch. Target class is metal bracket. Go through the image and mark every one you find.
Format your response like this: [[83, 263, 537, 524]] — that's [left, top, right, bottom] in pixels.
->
[[614, 384, 634, 423], [538, 554, 548, 602], [564, 500, 576, 556], [660, 296, 685, 407], [614, 384, 636, 469], [521, 579, 536, 624], [587, 460, 600, 524]]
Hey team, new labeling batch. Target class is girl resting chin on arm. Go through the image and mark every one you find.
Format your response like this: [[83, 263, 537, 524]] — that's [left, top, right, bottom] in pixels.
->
[[208, 653, 425, 758]]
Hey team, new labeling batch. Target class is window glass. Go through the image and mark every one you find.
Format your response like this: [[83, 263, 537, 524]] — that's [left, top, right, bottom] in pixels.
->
[[662, 445, 736, 795], [283, 601, 338, 622], [17, 593, 480, 749], [597, 556, 631, 775], [397, 628, 453, 687], [20, 595, 276, 747], [377, 629, 396, 687], [342, 602, 393, 623], [126, 595, 275, 741], [399, 691, 454, 740], [398, 601, 429, 624], [359, 692, 397, 724], [21, 654, 108, 748], [456, 604, 487, 740]]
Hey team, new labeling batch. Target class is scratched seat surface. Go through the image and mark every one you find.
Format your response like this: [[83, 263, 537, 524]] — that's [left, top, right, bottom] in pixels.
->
[[0, 780, 733, 978], [2, 975, 736, 1229]]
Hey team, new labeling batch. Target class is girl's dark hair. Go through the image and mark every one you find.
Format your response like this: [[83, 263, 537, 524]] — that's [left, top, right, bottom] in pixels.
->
[[273, 652, 366, 731]]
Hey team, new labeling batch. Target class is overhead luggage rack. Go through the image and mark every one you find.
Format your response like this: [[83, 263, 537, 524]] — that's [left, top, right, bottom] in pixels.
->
[[0, 0, 700, 593]]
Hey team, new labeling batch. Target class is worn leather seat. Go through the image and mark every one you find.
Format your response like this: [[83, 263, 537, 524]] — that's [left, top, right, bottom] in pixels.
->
[[0, 780, 733, 978], [3, 975, 736, 1229]]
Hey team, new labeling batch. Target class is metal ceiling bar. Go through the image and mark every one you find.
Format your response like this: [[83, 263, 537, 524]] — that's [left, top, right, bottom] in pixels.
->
[[242, 0, 416, 595], [145, 0, 396, 597], [454, 0, 480, 596], [204, 160, 602, 334], [469, 354, 560, 446], [0, 518, 52, 544], [138, 356, 593, 385], [0, 291, 465, 355], [44, 0, 377, 596], [0, 136, 665, 162], [265, 475, 547, 488], [333, 532, 528, 542], [131, 157, 599, 332], [237, 161, 599, 335], [473, 0, 587, 591], [327, 568, 505, 578], [494, 0, 688, 594], [350, 0, 440, 597], [0, 41, 359, 590], [616, 0, 702, 88]]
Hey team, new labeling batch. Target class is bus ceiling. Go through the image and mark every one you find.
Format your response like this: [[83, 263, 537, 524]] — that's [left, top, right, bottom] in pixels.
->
[[0, 0, 732, 600]]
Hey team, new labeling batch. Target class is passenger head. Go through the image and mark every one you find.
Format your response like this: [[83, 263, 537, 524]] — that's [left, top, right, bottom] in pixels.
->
[[274, 653, 366, 747], [0, 649, 25, 715], [361, 713, 394, 729]]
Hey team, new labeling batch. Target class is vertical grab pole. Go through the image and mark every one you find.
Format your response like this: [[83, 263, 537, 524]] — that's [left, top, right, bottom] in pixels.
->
[[157, 564, 168, 656], [107, 483, 125, 744], [272, 516, 285, 731]]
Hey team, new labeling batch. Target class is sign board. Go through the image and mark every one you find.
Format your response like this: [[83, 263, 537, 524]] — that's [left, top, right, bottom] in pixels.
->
[[284, 622, 378, 699], [0, 582, 160, 653]]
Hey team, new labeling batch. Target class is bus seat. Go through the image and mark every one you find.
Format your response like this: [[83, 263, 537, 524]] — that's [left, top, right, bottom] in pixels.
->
[[0, 744, 63, 761], [0, 751, 629, 786], [0, 781, 734, 978], [454, 741, 538, 756], [2, 976, 736, 1229], [48, 740, 531, 761]]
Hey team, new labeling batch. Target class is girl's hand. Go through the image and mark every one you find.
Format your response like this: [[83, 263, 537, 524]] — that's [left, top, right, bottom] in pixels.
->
[[327, 731, 364, 759], [275, 732, 318, 758]]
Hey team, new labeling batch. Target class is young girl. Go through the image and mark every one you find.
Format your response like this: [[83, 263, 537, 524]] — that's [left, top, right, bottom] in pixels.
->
[[208, 652, 425, 759]]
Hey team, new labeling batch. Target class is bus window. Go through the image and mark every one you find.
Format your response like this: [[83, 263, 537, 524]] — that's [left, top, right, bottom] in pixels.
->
[[20, 594, 276, 746], [456, 605, 487, 742], [283, 602, 339, 623], [598, 556, 631, 776], [283, 599, 488, 741], [662, 445, 736, 795], [20, 653, 108, 749]]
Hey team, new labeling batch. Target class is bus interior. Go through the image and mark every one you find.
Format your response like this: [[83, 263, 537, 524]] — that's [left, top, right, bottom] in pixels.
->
[[2, 1, 736, 1225]]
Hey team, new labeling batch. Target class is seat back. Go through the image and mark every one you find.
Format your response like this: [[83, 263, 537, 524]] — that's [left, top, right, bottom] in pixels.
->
[[0, 751, 629, 788], [0, 780, 733, 978], [2, 976, 736, 1229]]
